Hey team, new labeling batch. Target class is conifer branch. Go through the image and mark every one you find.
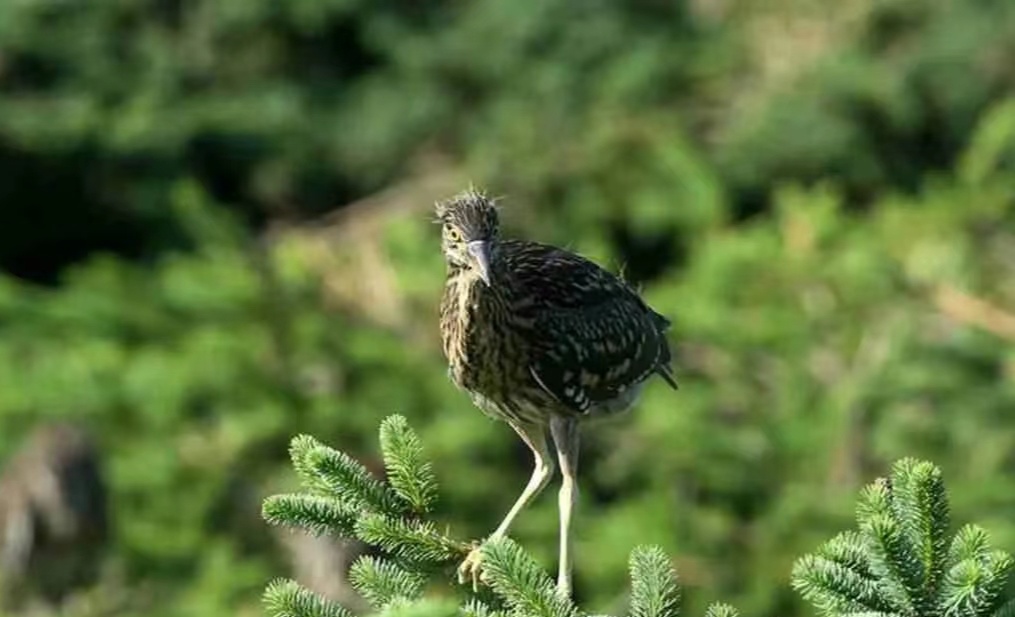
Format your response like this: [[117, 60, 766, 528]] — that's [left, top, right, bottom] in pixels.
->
[[940, 546, 1013, 617], [463, 598, 510, 617], [380, 415, 439, 514], [791, 554, 899, 616], [294, 435, 401, 513], [479, 537, 580, 617], [862, 513, 922, 614], [263, 493, 358, 537], [817, 532, 877, 581], [264, 578, 354, 617], [350, 555, 427, 610], [949, 526, 993, 567], [793, 459, 1015, 617], [703, 603, 740, 617], [289, 435, 338, 495], [355, 512, 463, 564], [888, 459, 949, 615], [265, 420, 1014, 617], [629, 546, 681, 617], [853, 478, 916, 613]]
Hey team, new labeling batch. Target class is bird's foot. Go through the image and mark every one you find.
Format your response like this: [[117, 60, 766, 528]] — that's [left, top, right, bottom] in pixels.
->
[[457, 541, 488, 591]]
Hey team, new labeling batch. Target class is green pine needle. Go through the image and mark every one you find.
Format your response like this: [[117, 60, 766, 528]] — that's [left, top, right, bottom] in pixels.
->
[[300, 437, 400, 513], [290, 435, 333, 494], [628, 545, 681, 617], [795, 459, 1015, 617], [888, 458, 950, 613], [356, 512, 460, 564], [263, 493, 358, 537], [462, 599, 509, 617], [349, 555, 427, 609], [479, 537, 579, 617], [791, 554, 900, 615], [703, 602, 740, 617], [941, 550, 1014, 617], [816, 531, 877, 581], [263, 578, 354, 617], [380, 415, 439, 514], [272, 429, 1015, 617], [949, 526, 993, 567], [856, 479, 894, 529], [861, 513, 922, 614]]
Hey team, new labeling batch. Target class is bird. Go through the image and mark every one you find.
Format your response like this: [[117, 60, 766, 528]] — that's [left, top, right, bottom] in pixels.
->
[[436, 188, 677, 597]]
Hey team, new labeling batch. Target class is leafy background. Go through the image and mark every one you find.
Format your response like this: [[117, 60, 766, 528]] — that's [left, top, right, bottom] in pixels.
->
[[0, 0, 1013, 616]]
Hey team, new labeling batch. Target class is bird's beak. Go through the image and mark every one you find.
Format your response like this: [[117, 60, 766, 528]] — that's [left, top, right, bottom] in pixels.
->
[[467, 240, 492, 286]]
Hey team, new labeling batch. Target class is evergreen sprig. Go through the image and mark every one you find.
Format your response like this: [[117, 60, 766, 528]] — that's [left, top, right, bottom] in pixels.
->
[[264, 419, 1013, 617], [262, 415, 709, 617], [479, 537, 580, 617], [703, 603, 740, 617], [792, 458, 1014, 617], [355, 512, 460, 564], [349, 555, 427, 610], [265, 422, 471, 617], [380, 415, 439, 514], [629, 546, 681, 617], [264, 578, 354, 617], [263, 493, 358, 537], [290, 434, 401, 513], [940, 526, 1014, 617], [463, 598, 511, 617]]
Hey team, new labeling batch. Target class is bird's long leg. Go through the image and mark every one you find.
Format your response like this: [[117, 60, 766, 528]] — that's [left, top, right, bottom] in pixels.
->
[[549, 416, 580, 598], [458, 419, 555, 588], [491, 420, 556, 538]]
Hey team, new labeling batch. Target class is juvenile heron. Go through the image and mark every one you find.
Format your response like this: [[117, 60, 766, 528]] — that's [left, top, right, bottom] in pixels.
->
[[436, 189, 677, 597]]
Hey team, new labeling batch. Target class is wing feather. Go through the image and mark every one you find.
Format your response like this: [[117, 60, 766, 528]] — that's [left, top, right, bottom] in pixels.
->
[[502, 241, 676, 413]]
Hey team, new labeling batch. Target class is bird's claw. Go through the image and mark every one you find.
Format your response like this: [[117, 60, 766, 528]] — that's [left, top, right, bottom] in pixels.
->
[[457, 542, 487, 592]]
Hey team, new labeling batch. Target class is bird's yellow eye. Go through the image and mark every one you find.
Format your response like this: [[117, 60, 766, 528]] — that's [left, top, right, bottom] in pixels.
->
[[446, 227, 461, 242]]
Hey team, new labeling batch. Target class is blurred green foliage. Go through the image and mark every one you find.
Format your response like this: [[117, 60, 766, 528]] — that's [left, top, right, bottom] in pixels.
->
[[0, 0, 1014, 616]]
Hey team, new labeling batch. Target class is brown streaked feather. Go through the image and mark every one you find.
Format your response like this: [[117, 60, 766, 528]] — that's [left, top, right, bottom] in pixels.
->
[[496, 241, 676, 412], [437, 193, 677, 425]]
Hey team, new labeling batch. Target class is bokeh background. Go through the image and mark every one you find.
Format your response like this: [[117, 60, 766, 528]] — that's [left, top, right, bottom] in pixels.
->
[[0, 0, 1014, 615]]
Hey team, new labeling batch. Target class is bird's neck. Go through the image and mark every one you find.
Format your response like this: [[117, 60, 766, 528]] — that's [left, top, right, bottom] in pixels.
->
[[446, 264, 505, 305], [441, 258, 509, 343], [441, 265, 498, 387]]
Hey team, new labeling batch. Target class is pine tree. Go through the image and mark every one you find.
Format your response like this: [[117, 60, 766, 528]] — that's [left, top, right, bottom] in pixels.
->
[[792, 458, 1015, 617], [262, 415, 716, 617], [262, 416, 1013, 617]]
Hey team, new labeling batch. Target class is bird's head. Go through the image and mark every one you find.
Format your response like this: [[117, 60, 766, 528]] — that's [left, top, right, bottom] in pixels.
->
[[435, 188, 500, 286]]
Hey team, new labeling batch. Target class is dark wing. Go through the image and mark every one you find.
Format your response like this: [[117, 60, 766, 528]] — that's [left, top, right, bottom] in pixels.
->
[[502, 240, 676, 413]]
